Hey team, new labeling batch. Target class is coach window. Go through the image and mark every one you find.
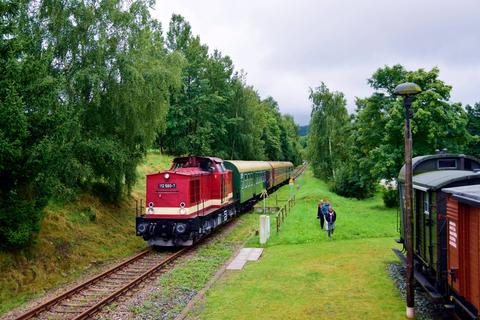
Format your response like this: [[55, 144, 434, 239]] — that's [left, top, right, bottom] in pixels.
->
[[438, 159, 457, 169]]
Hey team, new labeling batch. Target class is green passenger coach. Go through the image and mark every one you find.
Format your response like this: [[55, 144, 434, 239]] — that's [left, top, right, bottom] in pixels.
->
[[224, 161, 272, 204], [224, 160, 294, 205]]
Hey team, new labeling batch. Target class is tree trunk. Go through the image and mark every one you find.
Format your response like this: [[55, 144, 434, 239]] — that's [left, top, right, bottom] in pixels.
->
[[329, 135, 335, 179]]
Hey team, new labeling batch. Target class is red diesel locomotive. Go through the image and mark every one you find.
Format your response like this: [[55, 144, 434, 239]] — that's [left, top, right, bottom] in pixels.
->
[[136, 155, 293, 246]]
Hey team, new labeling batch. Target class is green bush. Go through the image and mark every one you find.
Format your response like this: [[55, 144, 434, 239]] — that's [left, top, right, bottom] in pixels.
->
[[382, 187, 398, 208], [0, 197, 44, 250], [331, 165, 376, 199]]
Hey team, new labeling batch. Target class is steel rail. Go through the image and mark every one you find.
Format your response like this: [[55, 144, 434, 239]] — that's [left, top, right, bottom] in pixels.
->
[[72, 248, 187, 320], [14, 248, 151, 320], [292, 163, 307, 179]]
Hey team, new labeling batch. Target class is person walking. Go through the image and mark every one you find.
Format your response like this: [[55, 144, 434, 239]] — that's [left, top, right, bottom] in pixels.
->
[[325, 207, 337, 239], [317, 200, 325, 229], [321, 200, 330, 231]]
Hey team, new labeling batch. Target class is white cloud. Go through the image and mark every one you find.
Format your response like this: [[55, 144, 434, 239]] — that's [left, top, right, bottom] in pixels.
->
[[153, 0, 480, 125]]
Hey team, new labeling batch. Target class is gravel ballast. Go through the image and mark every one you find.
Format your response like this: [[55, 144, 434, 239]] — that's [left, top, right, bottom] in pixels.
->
[[387, 263, 446, 320]]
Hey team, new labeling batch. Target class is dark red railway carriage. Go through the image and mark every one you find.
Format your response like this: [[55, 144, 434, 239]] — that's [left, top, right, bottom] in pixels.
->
[[136, 156, 236, 246], [443, 185, 480, 319]]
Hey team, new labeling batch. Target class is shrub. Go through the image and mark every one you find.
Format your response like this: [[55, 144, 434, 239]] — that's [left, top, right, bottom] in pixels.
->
[[331, 165, 376, 199], [382, 187, 399, 208], [0, 197, 44, 250]]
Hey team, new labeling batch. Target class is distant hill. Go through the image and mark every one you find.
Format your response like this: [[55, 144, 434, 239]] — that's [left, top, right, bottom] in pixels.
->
[[299, 125, 309, 136]]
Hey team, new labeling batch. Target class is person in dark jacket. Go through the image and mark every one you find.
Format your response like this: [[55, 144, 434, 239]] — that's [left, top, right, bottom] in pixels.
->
[[325, 207, 337, 238], [317, 200, 325, 229], [321, 200, 330, 230]]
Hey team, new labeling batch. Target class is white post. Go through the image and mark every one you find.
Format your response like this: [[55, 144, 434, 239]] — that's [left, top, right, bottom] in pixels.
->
[[266, 215, 270, 240], [259, 215, 269, 245]]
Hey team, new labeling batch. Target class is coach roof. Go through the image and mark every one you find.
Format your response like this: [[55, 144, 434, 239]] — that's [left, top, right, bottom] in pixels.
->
[[224, 160, 271, 173], [268, 161, 294, 169], [443, 185, 480, 205], [413, 170, 480, 191]]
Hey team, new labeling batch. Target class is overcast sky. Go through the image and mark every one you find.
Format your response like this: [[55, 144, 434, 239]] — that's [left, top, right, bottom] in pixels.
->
[[152, 0, 480, 125]]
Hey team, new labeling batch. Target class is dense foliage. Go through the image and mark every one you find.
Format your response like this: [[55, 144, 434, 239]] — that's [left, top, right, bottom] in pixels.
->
[[159, 15, 302, 163], [0, 4, 301, 250], [308, 65, 474, 199], [0, 0, 66, 248], [465, 103, 480, 158]]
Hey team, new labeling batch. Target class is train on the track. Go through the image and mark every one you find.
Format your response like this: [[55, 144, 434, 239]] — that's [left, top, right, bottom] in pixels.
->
[[136, 156, 293, 246], [396, 153, 480, 319]]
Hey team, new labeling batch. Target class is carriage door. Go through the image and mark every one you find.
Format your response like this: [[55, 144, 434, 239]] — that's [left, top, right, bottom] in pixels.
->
[[446, 197, 460, 294], [414, 190, 425, 258]]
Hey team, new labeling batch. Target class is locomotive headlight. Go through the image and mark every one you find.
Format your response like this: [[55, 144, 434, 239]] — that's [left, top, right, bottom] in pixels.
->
[[179, 208, 187, 215], [176, 223, 187, 234], [148, 202, 154, 214], [137, 223, 147, 234], [164, 173, 170, 179]]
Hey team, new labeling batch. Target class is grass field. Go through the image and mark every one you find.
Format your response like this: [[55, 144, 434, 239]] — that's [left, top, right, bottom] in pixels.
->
[[0, 151, 173, 316], [191, 169, 405, 320]]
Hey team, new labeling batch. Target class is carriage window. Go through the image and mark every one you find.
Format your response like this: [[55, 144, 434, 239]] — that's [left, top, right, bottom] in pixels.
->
[[438, 159, 457, 169], [424, 192, 430, 215]]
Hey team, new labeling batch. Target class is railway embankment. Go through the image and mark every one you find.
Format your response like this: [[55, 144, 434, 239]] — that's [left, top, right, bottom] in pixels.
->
[[0, 152, 172, 317]]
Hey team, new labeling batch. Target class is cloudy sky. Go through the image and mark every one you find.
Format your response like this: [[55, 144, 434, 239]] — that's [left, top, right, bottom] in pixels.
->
[[152, 0, 480, 125]]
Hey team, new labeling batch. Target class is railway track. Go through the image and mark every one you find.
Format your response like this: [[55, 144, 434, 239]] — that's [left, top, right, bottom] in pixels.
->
[[14, 248, 186, 320], [292, 162, 307, 179]]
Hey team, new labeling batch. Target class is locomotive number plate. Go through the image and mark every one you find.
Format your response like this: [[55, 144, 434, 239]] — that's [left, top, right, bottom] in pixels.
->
[[158, 183, 176, 189]]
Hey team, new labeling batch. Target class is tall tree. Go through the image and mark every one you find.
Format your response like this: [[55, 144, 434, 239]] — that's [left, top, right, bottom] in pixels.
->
[[0, 0, 77, 248], [40, 0, 182, 199], [307, 83, 350, 180], [356, 65, 469, 181], [465, 102, 480, 158], [1, 0, 183, 249], [261, 97, 283, 161], [225, 77, 266, 160]]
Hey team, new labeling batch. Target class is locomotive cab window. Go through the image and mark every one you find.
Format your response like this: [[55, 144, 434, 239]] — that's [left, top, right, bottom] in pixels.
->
[[199, 161, 215, 172], [438, 159, 457, 169]]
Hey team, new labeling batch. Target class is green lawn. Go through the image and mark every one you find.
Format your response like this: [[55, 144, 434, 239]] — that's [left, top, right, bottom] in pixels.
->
[[250, 170, 399, 246], [193, 169, 405, 320]]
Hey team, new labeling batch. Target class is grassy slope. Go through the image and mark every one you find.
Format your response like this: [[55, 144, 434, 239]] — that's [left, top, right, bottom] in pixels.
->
[[197, 170, 405, 320], [0, 151, 172, 315]]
